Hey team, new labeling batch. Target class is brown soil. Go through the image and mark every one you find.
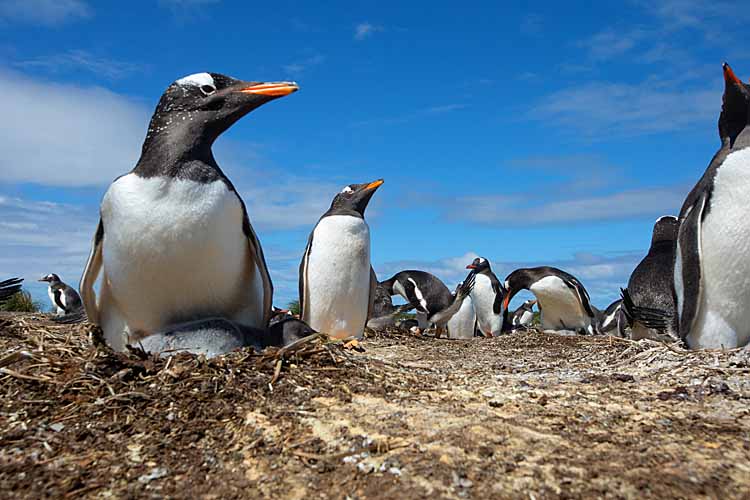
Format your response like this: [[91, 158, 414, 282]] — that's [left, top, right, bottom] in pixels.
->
[[1, 313, 749, 499]]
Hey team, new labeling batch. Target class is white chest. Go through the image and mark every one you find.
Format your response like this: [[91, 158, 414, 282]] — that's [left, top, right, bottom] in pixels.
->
[[692, 148, 750, 348], [529, 276, 589, 330], [470, 273, 502, 334], [447, 295, 476, 339], [304, 215, 371, 339]]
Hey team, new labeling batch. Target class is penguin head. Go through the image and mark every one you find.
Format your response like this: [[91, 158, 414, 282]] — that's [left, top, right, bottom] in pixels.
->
[[719, 63, 750, 147], [145, 72, 298, 146], [328, 179, 384, 216], [502, 268, 531, 312], [466, 257, 491, 273], [652, 215, 679, 244], [39, 273, 60, 284]]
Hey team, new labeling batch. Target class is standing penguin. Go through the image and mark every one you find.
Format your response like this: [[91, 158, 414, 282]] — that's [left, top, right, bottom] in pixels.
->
[[503, 267, 596, 334], [39, 274, 82, 316], [299, 180, 383, 339], [621, 216, 680, 341], [446, 281, 477, 339], [675, 63, 750, 349], [465, 257, 505, 336], [511, 299, 536, 329], [79, 73, 298, 351]]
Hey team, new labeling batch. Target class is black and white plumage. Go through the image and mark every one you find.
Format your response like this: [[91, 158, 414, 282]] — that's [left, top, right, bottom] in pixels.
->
[[621, 216, 680, 341], [595, 299, 628, 337], [380, 270, 475, 337], [675, 63, 750, 349], [511, 299, 536, 329], [465, 257, 506, 336], [446, 281, 477, 339], [300, 180, 383, 339], [79, 73, 297, 352], [366, 282, 415, 329], [0, 278, 23, 304], [503, 266, 596, 334], [39, 273, 82, 316]]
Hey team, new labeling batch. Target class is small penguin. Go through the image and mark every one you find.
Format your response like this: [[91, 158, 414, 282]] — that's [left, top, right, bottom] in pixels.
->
[[503, 267, 596, 334], [366, 282, 415, 329], [39, 274, 82, 316], [446, 281, 477, 339], [595, 299, 628, 337], [0, 277, 23, 304], [79, 73, 297, 351], [299, 180, 383, 339], [380, 270, 475, 337], [675, 63, 750, 349], [465, 257, 505, 336], [511, 299, 536, 329], [621, 216, 680, 341]]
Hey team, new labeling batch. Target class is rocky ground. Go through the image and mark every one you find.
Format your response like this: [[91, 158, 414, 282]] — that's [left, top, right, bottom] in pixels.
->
[[0, 313, 749, 499]]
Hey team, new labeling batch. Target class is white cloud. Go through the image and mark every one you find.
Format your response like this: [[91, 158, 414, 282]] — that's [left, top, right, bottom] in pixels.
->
[[0, 0, 90, 25], [283, 53, 325, 75], [15, 50, 141, 80], [354, 22, 383, 41]]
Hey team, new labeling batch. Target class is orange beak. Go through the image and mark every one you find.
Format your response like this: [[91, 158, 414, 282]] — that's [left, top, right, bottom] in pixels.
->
[[502, 292, 511, 310], [723, 63, 742, 87], [466, 265, 477, 270], [364, 179, 384, 190], [240, 82, 299, 97]]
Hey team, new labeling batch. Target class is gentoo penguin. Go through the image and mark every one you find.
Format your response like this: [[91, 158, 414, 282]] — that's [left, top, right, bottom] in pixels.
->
[[621, 216, 680, 341], [380, 270, 475, 337], [465, 257, 505, 336], [446, 281, 477, 339], [299, 180, 383, 339], [139, 315, 315, 358], [79, 73, 298, 351], [511, 299, 536, 329], [595, 299, 628, 337], [366, 282, 415, 329], [39, 273, 82, 316], [503, 267, 596, 334], [675, 63, 750, 349], [0, 277, 23, 304]]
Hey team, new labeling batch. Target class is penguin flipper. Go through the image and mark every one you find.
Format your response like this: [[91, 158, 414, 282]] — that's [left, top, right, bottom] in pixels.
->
[[620, 288, 671, 332], [242, 213, 274, 327], [366, 266, 377, 320], [676, 191, 707, 339], [80, 219, 104, 324], [564, 275, 596, 319], [298, 231, 314, 321]]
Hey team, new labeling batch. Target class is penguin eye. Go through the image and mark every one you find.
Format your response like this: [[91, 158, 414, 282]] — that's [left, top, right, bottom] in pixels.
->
[[200, 84, 216, 96]]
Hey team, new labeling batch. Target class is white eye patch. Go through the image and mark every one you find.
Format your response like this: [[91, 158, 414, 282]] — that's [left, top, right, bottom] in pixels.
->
[[478, 258, 486, 264], [341, 186, 354, 194], [176, 72, 215, 88]]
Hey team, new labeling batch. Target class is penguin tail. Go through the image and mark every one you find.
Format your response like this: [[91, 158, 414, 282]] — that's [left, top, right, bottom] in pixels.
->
[[51, 307, 88, 325], [458, 272, 476, 298], [620, 288, 670, 331]]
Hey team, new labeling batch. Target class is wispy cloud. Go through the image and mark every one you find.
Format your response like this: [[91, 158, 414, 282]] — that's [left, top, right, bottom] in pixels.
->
[[577, 27, 650, 61], [15, 50, 141, 80], [0, 0, 90, 26], [283, 53, 325, 76], [351, 103, 466, 127], [354, 22, 383, 41]]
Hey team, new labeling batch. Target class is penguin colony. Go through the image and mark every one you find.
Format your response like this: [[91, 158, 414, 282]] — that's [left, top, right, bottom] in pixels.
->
[[4, 62, 750, 356]]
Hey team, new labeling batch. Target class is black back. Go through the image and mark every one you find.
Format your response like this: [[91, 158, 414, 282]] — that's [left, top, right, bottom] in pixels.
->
[[505, 266, 596, 319], [380, 270, 453, 314]]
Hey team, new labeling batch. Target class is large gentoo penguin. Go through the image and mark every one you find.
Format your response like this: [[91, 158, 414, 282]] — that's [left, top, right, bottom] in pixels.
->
[[511, 299, 536, 329], [621, 216, 680, 341], [503, 267, 597, 334], [39, 273, 83, 316], [595, 299, 627, 337], [0, 277, 23, 304], [366, 282, 415, 329], [300, 180, 383, 339], [80, 73, 298, 351], [380, 270, 475, 337], [465, 257, 505, 336], [446, 281, 477, 339], [675, 63, 750, 349]]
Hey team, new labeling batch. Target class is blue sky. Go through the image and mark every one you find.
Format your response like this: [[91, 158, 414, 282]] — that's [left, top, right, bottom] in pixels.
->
[[1, 0, 748, 312]]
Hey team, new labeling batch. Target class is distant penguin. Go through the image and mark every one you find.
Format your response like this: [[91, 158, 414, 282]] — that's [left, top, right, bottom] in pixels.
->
[[300, 180, 383, 339], [621, 216, 680, 342], [79, 73, 297, 351], [511, 299, 536, 329], [39, 274, 82, 316], [446, 281, 477, 339], [465, 257, 505, 336], [596, 299, 628, 337], [366, 282, 415, 329], [0, 277, 23, 304], [380, 270, 475, 337], [503, 267, 596, 334], [675, 63, 750, 349]]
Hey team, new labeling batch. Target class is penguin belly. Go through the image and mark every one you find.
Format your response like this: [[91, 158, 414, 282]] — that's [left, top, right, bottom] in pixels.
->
[[447, 295, 476, 339], [529, 276, 590, 331], [470, 274, 502, 335], [688, 149, 750, 349], [100, 175, 262, 347], [47, 287, 65, 316], [517, 310, 533, 327], [304, 215, 371, 339]]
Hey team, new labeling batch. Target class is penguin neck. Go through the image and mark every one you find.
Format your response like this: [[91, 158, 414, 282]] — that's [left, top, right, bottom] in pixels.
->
[[135, 121, 221, 177]]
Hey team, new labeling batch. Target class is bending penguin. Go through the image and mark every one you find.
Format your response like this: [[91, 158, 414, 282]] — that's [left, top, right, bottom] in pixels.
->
[[503, 266, 596, 334], [299, 180, 383, 339], [595, 299, 627, 337], [511, 299, 536, 330], [621, 216, 680, 342], [0, 277, 23, 304], [380, 270, 475, 337], [675, 63, 750, 349], [465, 257, 505, 336], [80, 73, 298, 352], [39, 273, 82, 317], [446, 281, 477, 339]]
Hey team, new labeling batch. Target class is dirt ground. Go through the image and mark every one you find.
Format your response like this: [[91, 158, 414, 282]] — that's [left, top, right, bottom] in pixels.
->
[[0, 313, 749, 499]]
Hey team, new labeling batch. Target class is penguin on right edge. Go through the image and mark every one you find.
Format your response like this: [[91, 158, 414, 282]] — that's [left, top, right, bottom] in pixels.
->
[[675, 63, 750, 349]]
